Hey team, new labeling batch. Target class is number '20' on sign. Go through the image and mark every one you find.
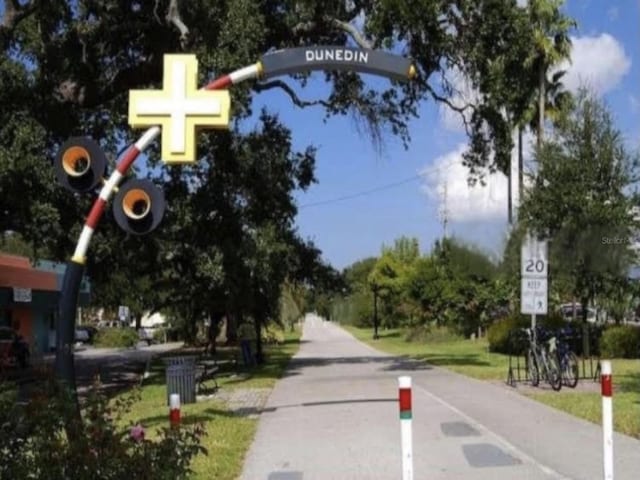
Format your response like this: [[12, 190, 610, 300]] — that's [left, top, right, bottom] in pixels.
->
[[525, 259, 546, 273]]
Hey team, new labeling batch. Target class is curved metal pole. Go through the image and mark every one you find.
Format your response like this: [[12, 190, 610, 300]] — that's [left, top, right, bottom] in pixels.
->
[[54, 62, 263, 394]]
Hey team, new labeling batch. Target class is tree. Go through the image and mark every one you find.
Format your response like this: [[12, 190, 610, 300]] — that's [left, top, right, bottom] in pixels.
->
[[523, 0, 576, 151], [519, 90, 640, 351]]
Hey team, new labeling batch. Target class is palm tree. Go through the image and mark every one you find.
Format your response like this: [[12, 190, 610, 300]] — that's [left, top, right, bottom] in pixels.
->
[[517, 70, 574, 204], [524, 0, 576, 151]]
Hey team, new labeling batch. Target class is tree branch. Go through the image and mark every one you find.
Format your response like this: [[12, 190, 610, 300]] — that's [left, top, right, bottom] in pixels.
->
[[166, 0, 189, 48], [291, 15, 373, 50], [326, 16, 372, 49], [253, 80, 331, 108]]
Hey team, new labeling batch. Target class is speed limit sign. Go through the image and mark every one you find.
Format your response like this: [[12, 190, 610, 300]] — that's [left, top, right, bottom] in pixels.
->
[[521, 234, 548, 278]]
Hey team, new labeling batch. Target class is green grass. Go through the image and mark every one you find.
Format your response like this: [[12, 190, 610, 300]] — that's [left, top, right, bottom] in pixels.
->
[[344, 325, 510, 380], [529, 360, 640, 439], [343, 324, 640, 439], [116, 327, 302, 480]]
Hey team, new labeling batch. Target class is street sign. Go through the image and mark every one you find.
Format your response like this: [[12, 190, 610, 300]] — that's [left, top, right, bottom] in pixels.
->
[[521, 234, 548, 315], [521, 278, 548, 314], [13, 287, 31, 303], [118, 305, 129, 321], [521, 234, 548, 278]]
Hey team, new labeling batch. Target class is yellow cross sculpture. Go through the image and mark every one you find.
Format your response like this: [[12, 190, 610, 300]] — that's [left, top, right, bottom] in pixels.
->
[[128, 54, 231, 164]]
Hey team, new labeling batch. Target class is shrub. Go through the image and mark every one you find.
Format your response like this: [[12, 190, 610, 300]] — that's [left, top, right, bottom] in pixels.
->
[[600, 325, 640, 358], [94, 327, 139, 348], [0, 380, 206, 480], [153, 327, 167, 343], [262, 328, 285, 345], [486, 315, 529, 354]]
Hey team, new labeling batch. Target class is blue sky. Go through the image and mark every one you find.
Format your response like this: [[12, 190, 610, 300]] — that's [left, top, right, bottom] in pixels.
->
[[243, 0, 640, 271]]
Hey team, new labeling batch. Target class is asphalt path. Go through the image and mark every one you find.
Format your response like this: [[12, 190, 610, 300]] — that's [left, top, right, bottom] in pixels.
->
[[241, 316, 640, 480]]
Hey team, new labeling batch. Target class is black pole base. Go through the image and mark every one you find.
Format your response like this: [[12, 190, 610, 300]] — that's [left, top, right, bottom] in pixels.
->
[[54, 260, 84, 406]]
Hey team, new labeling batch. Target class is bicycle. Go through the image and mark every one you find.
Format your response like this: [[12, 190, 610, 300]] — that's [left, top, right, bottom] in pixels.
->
[[524, 327, 562, 391], [555, 327, 579, 388]]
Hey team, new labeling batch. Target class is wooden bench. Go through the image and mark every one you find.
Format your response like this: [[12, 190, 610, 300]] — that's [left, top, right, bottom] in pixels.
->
[[195, 358, 219, 394]]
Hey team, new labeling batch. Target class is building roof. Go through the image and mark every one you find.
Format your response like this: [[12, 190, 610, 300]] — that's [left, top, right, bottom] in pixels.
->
[[0, 253, 57, 291]]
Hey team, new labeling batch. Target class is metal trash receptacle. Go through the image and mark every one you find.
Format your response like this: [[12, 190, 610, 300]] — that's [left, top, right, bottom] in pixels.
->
[[164, 356, 197, 405]]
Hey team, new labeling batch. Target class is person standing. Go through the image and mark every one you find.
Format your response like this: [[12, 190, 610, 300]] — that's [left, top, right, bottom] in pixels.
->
[[238, 320, 256, 368]]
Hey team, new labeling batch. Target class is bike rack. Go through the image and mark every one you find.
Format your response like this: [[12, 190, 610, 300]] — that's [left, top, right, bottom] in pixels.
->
[[506, 326, 601, 388]]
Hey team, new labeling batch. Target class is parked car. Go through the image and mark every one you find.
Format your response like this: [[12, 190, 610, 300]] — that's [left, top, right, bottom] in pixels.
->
[[0, 326, 30, 368], [75, 325, 97, 344], [138, 327, 158, 345], [559, 303, 597, 323]]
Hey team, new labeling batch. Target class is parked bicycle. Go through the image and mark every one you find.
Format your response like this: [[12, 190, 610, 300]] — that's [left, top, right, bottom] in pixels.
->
[[555, 327, 579, 388], [524, 327, 562, 391]]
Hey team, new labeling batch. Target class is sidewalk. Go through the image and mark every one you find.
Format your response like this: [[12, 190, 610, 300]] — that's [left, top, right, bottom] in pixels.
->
[[241, 319, 639, 479]]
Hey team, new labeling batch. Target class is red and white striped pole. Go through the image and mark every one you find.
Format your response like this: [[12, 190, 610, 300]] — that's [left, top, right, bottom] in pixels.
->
[[170, 393, 181, 428], [398, 376, 413, 480], [601, 360, 613, 480]]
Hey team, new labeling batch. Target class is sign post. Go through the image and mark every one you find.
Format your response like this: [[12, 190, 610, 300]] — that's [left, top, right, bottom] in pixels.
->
[[521, 234, 548, 330]]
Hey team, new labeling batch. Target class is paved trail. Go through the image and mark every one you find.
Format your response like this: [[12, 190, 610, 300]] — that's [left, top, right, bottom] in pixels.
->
[[241, 317, 639, 480]]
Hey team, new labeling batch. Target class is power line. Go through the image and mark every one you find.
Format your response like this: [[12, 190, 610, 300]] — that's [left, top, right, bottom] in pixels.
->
[[298, 160, 457, 209]]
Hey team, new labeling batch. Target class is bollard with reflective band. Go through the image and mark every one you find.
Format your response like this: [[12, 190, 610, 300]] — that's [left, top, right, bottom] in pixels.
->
[[398, 376, 413, 480], [601, 361, 613, 480], [170, 393, 181, 428]]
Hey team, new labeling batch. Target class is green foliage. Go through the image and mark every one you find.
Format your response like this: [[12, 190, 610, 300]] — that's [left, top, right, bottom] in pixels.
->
[[486, 316, 529, 354], [0, 381, 206, 480], [94, 327, 139, 349], [404, 325, 462, 343], [519, 90, 640, 311], [261, 328, 285, 345], [153, 327, 168, 344], [600, 326, 640, 359]]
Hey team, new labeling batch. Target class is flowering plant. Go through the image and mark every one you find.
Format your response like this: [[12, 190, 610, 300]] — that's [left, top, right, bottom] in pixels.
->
[[0, 378, 206, 480]]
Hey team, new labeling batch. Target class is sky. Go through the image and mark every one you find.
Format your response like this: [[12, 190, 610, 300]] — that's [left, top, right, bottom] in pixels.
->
[[242, 0, 640, 272]]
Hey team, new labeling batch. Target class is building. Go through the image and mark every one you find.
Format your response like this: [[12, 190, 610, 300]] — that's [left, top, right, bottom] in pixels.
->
[[0, 253, 90, 354]]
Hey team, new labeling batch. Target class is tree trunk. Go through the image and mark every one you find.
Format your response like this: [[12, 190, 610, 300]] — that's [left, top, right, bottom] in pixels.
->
[[226, 312, 238, 344], [580, 297, 590, 358], [518, 126, 524, 204], [538, 65, 545, 152], [253, 313, 264, 365], [207, 311, 224, 355], [508, 142, 513, 225]]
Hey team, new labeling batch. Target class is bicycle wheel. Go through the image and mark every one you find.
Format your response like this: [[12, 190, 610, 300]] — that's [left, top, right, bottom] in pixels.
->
[[527, 350, 539, 386], [562, 352, 579, 388], [546, 355, 563, 391]]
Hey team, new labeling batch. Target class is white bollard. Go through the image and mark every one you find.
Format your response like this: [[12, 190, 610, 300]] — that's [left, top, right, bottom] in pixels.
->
[[601, 360, 613, 480], [398, 376, 413, 480], [170, 393, 181, 428]]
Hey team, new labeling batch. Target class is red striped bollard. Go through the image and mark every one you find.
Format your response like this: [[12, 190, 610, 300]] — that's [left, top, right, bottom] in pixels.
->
[[398, 376, 413, 480], [170, 393, 181, 428], [601, 360, 613, 480]]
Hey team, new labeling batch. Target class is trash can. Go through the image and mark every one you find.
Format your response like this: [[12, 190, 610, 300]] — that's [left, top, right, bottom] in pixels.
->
[[164, 356, 197, 405]]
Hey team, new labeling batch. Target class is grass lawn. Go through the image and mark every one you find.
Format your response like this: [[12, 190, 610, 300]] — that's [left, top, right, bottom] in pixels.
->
[[529, 360, 640, 439], [343, 324, 640, 439], [117, 327, 301, 480]]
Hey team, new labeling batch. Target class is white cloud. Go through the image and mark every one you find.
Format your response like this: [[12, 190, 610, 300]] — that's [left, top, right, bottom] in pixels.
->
[[421, 131, 537, 223], [439, 69, 478, 132], [558, 34, 631, 94], [438, 33, 631, 132], [607, 6, 619, 21], [421, 144, 508, 222]]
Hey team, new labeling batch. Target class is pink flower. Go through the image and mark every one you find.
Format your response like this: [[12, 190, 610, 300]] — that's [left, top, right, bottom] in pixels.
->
[[130, 424, 145, 442]]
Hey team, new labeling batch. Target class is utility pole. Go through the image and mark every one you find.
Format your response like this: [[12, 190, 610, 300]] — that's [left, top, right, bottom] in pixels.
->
[[372, 283, 380, 340], [438, 180, 449, 240]]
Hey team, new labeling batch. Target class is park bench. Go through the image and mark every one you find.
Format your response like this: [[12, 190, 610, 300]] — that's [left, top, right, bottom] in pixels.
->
[[195, 356, 219, 394]]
